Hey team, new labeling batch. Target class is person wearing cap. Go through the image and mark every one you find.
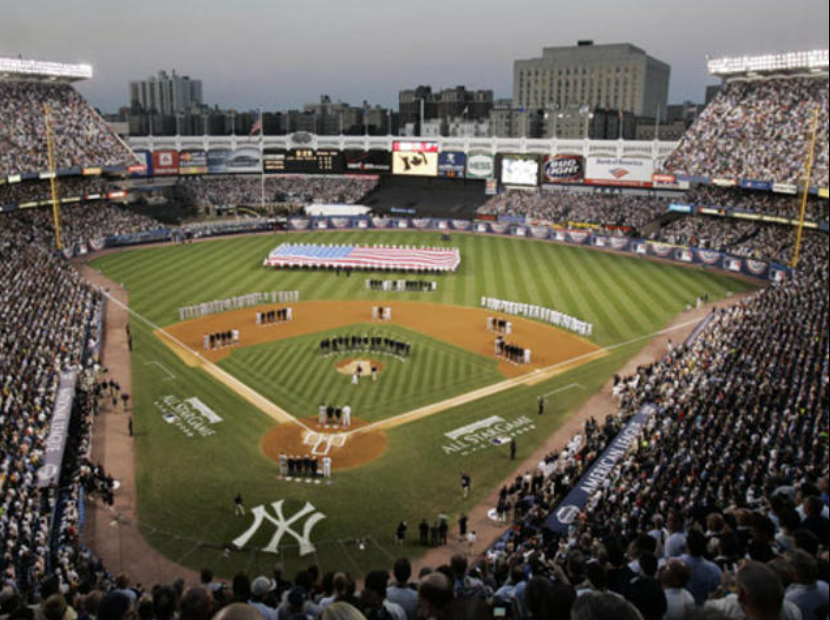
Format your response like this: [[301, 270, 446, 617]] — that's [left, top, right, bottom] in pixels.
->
[[248, 577, 278, 620]]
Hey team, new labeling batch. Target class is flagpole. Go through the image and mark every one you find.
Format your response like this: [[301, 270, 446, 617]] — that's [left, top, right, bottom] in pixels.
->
[[259, 106, 265, 213], [654, 105, 660, 141]]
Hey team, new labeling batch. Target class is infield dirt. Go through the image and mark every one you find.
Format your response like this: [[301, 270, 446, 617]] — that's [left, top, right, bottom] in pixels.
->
[[161, 300, 600, 379]]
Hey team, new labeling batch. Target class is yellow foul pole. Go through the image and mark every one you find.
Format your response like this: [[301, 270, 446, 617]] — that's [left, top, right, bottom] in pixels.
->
[[791, 105, 820, 269], [44, 104, 63, 251]]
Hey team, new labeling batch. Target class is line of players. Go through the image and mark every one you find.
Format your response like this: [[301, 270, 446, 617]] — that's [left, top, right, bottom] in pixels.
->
[[277, 452, 332, 479], [495, 334, 532, 364], [203, 329, 239, 351], [319, 334, 412, 358], [486, 316, 513, 335], [255, 307, 293, 325], [318, 403, 353, 428], [366, 279, 437, 292]]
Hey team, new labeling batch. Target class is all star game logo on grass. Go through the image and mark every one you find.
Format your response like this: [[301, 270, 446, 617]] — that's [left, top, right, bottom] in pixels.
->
[[442, 415, 535, 456], [155, 395, 222, 438]]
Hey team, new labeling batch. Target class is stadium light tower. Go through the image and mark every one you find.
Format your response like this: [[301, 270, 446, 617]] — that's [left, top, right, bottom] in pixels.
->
[[0, 56, 93, 81], [706, 50, 829, 77]]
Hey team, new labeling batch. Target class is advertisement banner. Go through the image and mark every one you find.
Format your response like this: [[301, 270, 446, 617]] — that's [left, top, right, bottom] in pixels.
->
[[500, 155, 540, 186], [772, 183, 798, 195], [131, 150, 152, 177], [225, 148, 262, 173], [711, 177, 739, 188], [345, 150, 392, 174], [740, 179, 773, 191], [466, 151, 496, 179], [36, 370, 79, 488], [543, 155, 583, 184], [585, 156, 654, 188], [438, 152, 467, 178], [546, 404, 656, 533], [178, 150, 208, 175], [152, 149, 179, 176], [393, 151, 438, 177], [207, 149, 232, 174], [652, 173, 690, 190]]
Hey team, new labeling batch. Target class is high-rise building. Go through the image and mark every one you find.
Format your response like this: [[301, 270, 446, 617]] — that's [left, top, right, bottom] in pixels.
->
[[399, 85, 493, 132], [129, 70, 203, 115], [513, 41, 670, 120]]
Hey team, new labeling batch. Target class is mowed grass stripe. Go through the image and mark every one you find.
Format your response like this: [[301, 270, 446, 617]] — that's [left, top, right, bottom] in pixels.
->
[[491, 238, 523, 302], [612, 258, 685, 324], [504, 238, 535, 306], [555, 246, 621, 342], [578, 251, 651, 337]]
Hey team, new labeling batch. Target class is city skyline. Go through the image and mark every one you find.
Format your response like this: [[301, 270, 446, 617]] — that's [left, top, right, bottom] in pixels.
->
[[2, 0, 828, 113]]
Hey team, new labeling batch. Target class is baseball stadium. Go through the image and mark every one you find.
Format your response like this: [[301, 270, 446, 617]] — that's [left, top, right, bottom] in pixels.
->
[[0, 22, 828, 620]]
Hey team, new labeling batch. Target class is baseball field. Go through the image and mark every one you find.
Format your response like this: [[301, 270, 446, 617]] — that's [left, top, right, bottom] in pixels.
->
[[88, 229, 757, 577]]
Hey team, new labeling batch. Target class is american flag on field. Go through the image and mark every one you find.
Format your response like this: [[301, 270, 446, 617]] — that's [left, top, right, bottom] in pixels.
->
[[263, 244, 461, 272]]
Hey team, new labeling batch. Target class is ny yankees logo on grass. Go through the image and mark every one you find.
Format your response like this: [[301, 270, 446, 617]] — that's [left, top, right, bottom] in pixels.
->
[[233, 500, 326, 557]]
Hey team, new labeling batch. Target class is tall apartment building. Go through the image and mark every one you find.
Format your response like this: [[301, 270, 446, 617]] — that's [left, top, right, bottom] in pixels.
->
[[513, 41, 670, 120], [399, 85, 493, 131], [129, 70, 203, 115]]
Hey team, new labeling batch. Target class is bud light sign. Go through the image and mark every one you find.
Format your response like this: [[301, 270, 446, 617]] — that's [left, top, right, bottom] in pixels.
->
[[543, 155, 583, 183]]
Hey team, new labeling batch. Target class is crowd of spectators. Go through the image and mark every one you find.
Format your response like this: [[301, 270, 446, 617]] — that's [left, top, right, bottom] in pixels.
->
[[482, 231, 829, 618], [0, 81, 135, 177], [684, 187, 829, 224], [656, 215, 758, 252], [656, 215, 809, 264], [7, 205, 163, 252], [0, 212, 109, 597], [177, 176, 378, 208], [663, 76, 829, 187], [0, 178, 116, 208], [477, 190, 670, 232]]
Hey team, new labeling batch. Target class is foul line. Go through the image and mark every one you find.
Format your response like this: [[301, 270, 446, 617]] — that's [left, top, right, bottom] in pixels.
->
[[542, 383, 584, 399], [144, 361, 176, 382], [101, 291, 311, 433]]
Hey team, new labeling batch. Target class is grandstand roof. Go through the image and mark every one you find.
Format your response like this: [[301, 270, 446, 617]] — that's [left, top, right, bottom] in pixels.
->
[[0, 56, 92, 83], [707, 50, 829, 79]]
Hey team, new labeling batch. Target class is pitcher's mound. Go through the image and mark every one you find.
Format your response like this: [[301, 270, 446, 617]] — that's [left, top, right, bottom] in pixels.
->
[[261, 417, 387, 471], [335, 358, 384, 377]]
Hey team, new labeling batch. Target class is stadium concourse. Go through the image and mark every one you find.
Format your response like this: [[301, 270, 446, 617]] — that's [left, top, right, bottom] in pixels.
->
[[0, 57, 828, 620]]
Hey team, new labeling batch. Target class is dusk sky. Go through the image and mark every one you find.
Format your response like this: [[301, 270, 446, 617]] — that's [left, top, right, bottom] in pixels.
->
[[2, 0, 828, 113]]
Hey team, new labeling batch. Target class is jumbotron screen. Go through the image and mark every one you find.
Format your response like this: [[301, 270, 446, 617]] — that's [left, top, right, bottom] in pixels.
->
[[263, 149, 344, 174], [501, 155, 540, 186]]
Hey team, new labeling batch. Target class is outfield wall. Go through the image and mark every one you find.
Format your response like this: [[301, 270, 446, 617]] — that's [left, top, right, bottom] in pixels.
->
[[74, 215, 795, 282]]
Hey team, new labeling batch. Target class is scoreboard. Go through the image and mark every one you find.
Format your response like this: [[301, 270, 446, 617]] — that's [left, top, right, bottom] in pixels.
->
[[263, 149, 344, 174]]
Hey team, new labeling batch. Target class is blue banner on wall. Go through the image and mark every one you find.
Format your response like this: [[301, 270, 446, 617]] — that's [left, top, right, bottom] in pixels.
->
[[545, 403, 657, 534]]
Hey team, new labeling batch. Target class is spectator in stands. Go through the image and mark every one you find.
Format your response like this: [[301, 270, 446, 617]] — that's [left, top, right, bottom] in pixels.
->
[[784, 550, 829, 620], [385, 560, 417, 620], [660, 559, 697, 620]]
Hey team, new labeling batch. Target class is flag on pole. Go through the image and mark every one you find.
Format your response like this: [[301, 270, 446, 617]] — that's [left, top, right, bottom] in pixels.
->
[[249, 110, 263, 136]]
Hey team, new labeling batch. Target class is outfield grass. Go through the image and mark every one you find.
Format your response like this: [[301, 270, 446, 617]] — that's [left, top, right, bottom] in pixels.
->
[[90, 230, 758, 577], [218, 324, 503, 423]]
